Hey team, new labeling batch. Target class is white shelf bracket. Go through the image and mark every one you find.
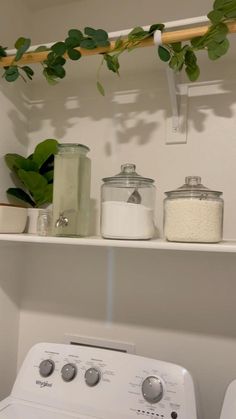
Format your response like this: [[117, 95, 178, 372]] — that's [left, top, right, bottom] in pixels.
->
[[165, 68, 188, 145]]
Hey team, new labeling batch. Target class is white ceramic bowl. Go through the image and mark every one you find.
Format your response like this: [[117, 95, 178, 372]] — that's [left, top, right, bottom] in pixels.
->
[[0, 204, 27, 233]]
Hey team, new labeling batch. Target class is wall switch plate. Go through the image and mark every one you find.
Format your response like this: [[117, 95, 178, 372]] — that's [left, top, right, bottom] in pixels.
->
[[64, 333, 136, 354]]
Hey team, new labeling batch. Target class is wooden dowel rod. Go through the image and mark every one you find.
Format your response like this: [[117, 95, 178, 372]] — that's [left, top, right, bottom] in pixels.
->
[[0, 21, 236, 67]]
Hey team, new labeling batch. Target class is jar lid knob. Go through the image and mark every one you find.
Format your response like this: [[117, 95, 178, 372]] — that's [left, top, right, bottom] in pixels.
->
[[121, 163, 136, 173], [185, 176, 201, 186]]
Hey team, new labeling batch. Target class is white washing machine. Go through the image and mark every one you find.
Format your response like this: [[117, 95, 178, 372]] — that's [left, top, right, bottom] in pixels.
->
[[220, 379, 236, 419], [0, 342, 198, 419]]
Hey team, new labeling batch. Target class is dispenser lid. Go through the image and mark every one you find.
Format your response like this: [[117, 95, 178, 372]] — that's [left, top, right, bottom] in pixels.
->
[[102, 163, 154, 184], [165, 176, 222, 197]]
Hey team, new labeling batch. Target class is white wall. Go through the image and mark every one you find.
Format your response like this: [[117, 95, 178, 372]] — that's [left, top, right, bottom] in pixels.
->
[[0, 0, 31, 399], [1, 2, 236, 419]]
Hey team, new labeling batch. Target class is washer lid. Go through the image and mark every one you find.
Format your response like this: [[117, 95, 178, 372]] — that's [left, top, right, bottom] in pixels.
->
[[0, 401, 97, 419]]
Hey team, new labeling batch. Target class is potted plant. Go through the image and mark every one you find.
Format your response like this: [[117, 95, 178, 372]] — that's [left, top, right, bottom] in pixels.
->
[[5, 138, 58, 233]]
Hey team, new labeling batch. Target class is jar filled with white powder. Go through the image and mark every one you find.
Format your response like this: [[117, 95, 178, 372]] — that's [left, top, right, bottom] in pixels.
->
[[101, 164, 156, 240], [164, 176, 223, 243]]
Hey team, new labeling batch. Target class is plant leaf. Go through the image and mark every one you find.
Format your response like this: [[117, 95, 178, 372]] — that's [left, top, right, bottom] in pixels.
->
[[4, 66, 19, 82], [149, 23, 165, 33], [14, 37, 31, 62], [21, 65, 34, 80], [67, 47, 81, 60], [68, 29, 83, 42], [96, 81, 105, 96], [43, 170, 54, 183], [17, 170, 48, 206], [207, 10, 224, 23], [6, 187, 35, 207], [5, 153, 38, 172], [33, 139, 58, 169], [158, 46, 170, 62], [51, 42, 67, 56], [65, 37, 80, 48], [43, 68, 58, 85], [80, 38, 97, 49]]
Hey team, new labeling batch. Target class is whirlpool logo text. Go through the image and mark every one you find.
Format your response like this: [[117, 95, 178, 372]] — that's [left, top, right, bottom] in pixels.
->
[[36, 380, 53, 388]]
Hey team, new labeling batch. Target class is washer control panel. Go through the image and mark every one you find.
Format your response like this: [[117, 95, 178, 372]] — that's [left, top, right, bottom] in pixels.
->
[[11, 343, 197, 419]]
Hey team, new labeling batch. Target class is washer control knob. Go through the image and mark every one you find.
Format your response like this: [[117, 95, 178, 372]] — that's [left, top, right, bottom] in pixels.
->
[[85, 367, 101, 387], [39, 359, 55, 378], [142, 376, 163, 404], [61, 363, 77, 382]]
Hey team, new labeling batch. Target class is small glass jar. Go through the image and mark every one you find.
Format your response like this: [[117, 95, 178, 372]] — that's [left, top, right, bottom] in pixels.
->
[[101, 163, 156, 240], [164, 176, 224, 243], [37, 209, 52, 236], [52, 143, 91, 237]]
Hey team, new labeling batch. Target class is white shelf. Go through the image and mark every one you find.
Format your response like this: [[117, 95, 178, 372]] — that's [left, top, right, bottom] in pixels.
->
[[0, 234, 236, 253]]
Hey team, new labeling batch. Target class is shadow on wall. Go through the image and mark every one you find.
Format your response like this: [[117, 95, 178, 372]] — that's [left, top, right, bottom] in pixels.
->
[[19, 243, 236, 341], [12, 65, 236, 148], [0, 81, 30, 147]]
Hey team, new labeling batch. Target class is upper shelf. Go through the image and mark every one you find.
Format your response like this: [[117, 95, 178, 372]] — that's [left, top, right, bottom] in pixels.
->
[[0, 234, 236, 253]]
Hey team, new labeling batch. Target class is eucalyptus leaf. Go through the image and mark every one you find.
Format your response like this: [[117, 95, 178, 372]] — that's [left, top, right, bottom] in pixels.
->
[[43, 68, 58, 85], [68, 29, 83, 42], [14, 37, 31, 62], [208, 9, 224, 23], [149, 23, 165, 33], [4, 66, 19, 82], [51, 42, 67, 56], [67, 48, 81, 60], [80, 38, 97, 49], [97, 81, 105, 96], [158, 46, 170, 62]]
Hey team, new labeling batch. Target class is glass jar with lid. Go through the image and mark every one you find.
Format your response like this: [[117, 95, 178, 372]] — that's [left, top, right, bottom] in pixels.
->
[[52, 143, 91, 237], [164, 176, 224, 243], [101, 163, 156, 240]]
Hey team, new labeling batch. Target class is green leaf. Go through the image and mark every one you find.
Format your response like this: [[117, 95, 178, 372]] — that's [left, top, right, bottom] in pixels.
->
[[6, 188, 35, 207], [80, 38, 97, 49], [21, 66, 34, 80], [213, 23, 228, 42], [17, 170, 48, 206], [207, 9, 224, 23], [225, 9, 236, 17], [43, 68, 58, 85], [68, 29, 83, 42], [4, 66, 19, 82], [51, 42, 66, 56], [114, 37, 123, 50], [65, 37, 80, 48], [158, 46, 170, 62], [5, 154, 38, 172], [128, 26, 147, 40], [14, 37, 31, 62], [67, 47, 81, 60], [149, 23, 165, 33], [171, 42, 182, 52], [185, 64, 200, 81], [34, 45, 49, 52], [53, 64, 66, 78], [84, 27, 97, 37], [96, 81, 105, 96], [104, 54, 120, 73], [0, 46, 7, 58], [43, 170, 54, 183], [208, 38, 229, 59], [33, 139, 58, 169], [214, 0, 232, 9], [83, 28, 110, 47]]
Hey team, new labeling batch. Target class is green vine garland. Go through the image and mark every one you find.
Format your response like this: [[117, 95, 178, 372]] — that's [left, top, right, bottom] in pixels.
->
[[0, 0, 236, 95]]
